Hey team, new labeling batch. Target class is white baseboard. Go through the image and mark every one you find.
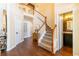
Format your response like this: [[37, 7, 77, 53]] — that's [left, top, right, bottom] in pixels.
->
[[73, 53, 79, 56], [16, 39, 24, 45], [7, 44, 16, 51], [24, 35, 32, 38], [7, 39, 24, 51], [73, 54, 79, 56]]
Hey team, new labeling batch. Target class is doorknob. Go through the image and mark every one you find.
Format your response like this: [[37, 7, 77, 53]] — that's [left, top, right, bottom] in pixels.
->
[[16, 32, 18, 34]]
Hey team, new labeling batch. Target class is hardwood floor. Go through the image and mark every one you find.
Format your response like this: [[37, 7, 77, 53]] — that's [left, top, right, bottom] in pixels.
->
[[56, 46, 73, 56], [1, 37, 72, 56]]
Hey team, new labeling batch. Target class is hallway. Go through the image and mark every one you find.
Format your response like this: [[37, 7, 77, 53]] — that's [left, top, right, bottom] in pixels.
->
[[1, 37, 72, 56]]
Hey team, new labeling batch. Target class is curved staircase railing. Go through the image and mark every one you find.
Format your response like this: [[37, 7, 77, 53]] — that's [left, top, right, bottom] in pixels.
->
[[19, 3, 47, 36], [19, 3, 57, 53], [34, 10, 47, 35]]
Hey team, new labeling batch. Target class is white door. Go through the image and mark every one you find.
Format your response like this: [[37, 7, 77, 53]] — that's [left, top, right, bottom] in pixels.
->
[[24, 21, 32, 38], [59, 16, 63, 49], [55, 15, 63, 53], [15, 18, 20, 45]]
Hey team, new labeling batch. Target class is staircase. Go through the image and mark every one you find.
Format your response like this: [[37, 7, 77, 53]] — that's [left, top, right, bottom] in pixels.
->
[[39, 24, 53, 52], [19, 3, 56, 53]]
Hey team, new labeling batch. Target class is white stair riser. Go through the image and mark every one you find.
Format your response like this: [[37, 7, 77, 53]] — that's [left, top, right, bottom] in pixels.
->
[[39, 25, 53, 52]]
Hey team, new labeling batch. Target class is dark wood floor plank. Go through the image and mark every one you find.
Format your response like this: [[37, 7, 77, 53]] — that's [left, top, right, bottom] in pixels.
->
[[1, 37, 72, 56]]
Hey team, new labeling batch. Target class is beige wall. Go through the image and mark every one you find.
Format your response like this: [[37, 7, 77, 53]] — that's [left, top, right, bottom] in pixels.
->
[[35, 3, 55, 29]]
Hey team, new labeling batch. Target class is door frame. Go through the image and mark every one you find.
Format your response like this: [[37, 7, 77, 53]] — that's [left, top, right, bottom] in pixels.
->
[[23, 15, 33, 39], [58, 11, 73, 52]]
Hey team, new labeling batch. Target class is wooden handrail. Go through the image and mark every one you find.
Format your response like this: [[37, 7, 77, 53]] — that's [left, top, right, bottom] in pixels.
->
[[34, 10, 46, 18], [37, 22, 46, 32], [19, 3, 47, 32], [53, 25, 57, 30], [19, 3, 46, 22], [36, 16, 45, 23], [19, 3, 46, 18], [34, 10, 47, 33], [34, 10, 47, 32], [37, 16, 47, 32]]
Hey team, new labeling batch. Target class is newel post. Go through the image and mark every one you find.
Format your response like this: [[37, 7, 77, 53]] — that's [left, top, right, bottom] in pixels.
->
[[52, 25, 57, 53]]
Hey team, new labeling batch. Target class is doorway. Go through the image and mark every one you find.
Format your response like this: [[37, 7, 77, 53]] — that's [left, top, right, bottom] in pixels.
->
[[58, 11, 73, 55], [61, 12, 73, 47], [23, 15, 33, 39], [24, 21, 32, 38]]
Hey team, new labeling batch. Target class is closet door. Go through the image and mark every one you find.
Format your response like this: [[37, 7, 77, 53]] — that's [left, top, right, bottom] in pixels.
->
[[15, 18, 20, 45]]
